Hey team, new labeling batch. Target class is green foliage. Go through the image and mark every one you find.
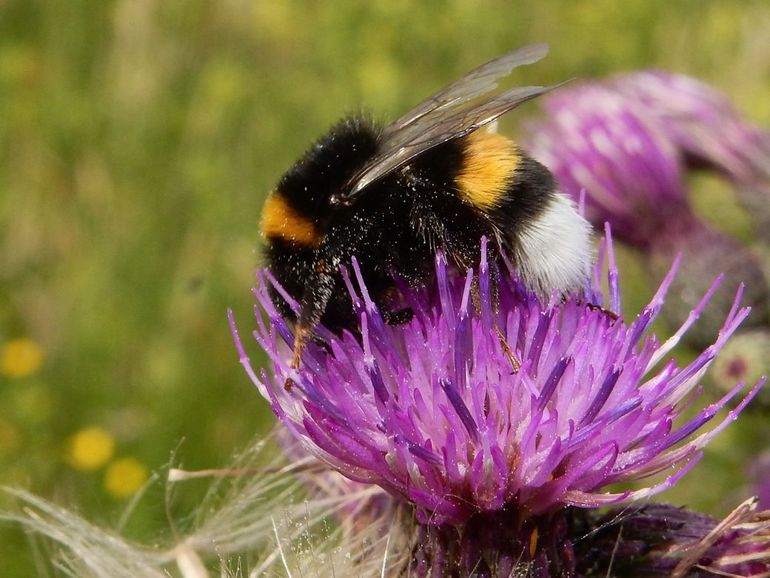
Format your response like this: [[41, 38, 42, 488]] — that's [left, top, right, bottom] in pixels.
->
[[1, 0, 768, 574]]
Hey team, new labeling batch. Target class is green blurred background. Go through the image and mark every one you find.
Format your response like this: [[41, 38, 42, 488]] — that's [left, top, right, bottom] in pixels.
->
[[1, 0, 769, 574]]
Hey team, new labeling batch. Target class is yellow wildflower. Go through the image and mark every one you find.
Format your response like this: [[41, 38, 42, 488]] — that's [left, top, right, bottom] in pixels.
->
[[0, 338, 44, 378], [104, 457, 149, 498], [66, 427, 115, 471]]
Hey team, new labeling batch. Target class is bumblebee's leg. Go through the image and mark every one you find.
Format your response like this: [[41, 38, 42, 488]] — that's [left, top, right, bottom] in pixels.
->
[[408, 183, 521, 371], [495, 324, 521, 372], [371, 278, 415, 326], [469, 255, 521, 374], [417, 207, 520, 373], [286, 259, 336, 389]]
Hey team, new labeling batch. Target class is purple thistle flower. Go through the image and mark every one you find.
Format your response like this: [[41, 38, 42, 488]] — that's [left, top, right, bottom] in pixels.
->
[[612, 71, 770, 190], [231, 231, 763, 529], [524, 75, 770, 343], [525, 84, 690, 249], [525, 71, 770, 245], [605, 71, 770, 299]]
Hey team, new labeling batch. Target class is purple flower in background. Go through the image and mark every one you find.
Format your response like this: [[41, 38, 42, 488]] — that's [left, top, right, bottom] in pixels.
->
[[526, 84, 690, 249], [231, 233, 762, 532], [611, 71, 770, 243], [525, 74, 770, 344], [526, 71, 770, 244], [614, 71, 770, 189]]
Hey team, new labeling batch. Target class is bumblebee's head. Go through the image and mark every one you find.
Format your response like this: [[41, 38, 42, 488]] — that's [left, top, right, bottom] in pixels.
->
[[260, 118, 381, 248], [277, 117, 380, 213]]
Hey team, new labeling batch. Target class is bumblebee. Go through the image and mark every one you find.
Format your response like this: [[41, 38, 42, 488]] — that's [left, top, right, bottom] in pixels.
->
[[261, 44, 592, 370]]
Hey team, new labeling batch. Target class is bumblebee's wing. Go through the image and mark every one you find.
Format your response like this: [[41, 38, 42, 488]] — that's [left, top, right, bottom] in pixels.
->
[[388, 43, 549, 133], [343, 85, 553, 197], [340, 44, 553, 199]]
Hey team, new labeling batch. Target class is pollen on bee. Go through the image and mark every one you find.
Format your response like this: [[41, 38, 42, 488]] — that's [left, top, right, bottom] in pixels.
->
[[456, 132, 519, 209], [261, 192, 323, 247]]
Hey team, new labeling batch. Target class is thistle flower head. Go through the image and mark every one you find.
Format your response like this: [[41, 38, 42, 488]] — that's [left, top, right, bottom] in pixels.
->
[[525, 74, 770, 343], [610, 71, 770, 187], [525, 71, 770, 247], [525, 84, 690, 248], [231, 233, 763, 526]]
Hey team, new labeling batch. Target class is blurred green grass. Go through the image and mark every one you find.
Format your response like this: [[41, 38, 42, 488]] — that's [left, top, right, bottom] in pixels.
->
[[1, 0, 769, 574]]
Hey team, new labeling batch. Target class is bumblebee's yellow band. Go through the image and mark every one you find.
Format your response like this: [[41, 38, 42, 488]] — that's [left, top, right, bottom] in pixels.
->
[[456, 132, 519, 209]]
